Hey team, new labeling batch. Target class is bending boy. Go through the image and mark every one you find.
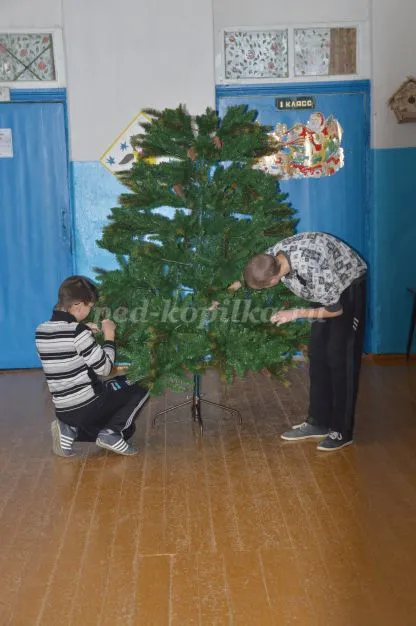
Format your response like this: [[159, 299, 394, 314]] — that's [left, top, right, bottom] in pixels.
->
[[234, 232, 367, 451]]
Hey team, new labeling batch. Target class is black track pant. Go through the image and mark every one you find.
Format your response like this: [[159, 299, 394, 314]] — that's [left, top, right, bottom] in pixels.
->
[[58, 376, 150, 442], [307, 276, 366, 438]]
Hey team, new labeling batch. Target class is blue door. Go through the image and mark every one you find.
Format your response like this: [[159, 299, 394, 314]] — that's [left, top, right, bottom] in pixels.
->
[[0, 102, 72, 368], [217, 82, 370, 260]]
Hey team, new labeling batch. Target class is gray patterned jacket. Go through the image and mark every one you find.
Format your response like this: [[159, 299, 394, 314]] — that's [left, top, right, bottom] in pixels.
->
[[266, 232, 367, 312]]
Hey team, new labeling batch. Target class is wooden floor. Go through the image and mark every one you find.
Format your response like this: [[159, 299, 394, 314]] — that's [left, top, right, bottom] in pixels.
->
[[1, 363, 416, 626]]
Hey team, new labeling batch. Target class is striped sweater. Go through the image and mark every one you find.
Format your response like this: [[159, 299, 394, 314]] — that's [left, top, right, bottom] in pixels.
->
[[36, 310, 116, 415]]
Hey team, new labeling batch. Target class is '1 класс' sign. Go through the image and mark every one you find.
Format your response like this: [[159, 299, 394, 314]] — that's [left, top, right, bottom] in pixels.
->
[[276, 97, 316, 110]]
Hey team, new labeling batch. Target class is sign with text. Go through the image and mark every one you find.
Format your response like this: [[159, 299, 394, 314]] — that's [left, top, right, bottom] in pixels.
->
[[0, 129, 13, 158], [276, 97, 316, 111]]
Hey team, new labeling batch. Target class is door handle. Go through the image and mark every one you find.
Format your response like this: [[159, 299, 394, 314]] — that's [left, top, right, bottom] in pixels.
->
[[61, 206, 72, 254], [61, 207, 68, 241]]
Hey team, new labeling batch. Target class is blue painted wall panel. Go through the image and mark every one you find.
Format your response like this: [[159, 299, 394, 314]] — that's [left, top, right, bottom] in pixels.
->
[[73, 163, 181, 278], [372, 148, 416, 353], [72, 162, 124, 277]]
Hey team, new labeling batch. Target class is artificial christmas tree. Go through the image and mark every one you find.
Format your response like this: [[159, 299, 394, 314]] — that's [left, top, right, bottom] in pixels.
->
[[96, 105, 307, 407]]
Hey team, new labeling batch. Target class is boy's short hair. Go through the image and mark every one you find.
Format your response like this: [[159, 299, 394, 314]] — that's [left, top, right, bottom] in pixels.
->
[[244, 254, 281, 289], [57, 276, 99, 309]]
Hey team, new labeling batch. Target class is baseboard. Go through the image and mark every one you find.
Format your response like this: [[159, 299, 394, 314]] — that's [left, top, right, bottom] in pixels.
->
[[364, 353, 416, 365]]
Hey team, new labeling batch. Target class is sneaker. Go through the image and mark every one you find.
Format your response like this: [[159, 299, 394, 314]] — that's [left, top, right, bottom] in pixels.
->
[[317, 431, 353, 451], [96, 430, 137, 456], [51, 419, 78, 457], [281, 421, 328, 441]]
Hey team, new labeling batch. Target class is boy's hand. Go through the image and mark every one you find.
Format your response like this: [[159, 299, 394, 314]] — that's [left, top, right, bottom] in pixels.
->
[[102, 319, 116, 340], [270, 309, 299, 326], [85, 322, 100, 334], [228, 280, 242, 292], [209, 301, 220, 311]]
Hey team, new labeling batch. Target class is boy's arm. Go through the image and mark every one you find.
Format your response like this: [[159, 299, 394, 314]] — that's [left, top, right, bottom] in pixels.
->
[[299, 306, 343, 319], [271, 306, 343, 325], [74, 320, 116, 376]]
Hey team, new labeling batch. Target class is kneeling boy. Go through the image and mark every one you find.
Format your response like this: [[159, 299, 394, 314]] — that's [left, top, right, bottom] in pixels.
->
[[36, 276, 149, 457]]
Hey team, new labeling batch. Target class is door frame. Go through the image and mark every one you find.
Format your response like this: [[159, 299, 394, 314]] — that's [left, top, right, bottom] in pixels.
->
[[8, 88, 75, 273]]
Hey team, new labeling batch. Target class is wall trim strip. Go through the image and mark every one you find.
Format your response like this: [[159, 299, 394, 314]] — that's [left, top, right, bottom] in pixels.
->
[[216, 80, 371, 100]]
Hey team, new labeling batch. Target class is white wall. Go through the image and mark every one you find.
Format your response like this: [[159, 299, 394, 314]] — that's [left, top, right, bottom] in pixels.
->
[[214, 0, 370, 28], [371, 0, 416, 149], [64, 0, 215, 160], [0, 0, 62, 28], [1, 0, 215, 160]]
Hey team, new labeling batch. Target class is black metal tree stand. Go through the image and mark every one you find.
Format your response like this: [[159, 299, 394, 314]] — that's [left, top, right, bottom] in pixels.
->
[[152, 373, 242, 435]]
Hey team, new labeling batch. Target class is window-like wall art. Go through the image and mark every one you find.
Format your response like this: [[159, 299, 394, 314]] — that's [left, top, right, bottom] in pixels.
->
[[294, 28, 356, 77], [223, 25, 358, 81], [224, 30, 288, 80], [0, 33, 56, 82]]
